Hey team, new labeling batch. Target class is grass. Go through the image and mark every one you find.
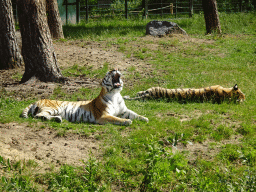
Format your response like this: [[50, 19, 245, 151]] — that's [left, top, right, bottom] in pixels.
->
[[62, 62, 109, 78], [1, 12, 256, 191], [63, 12, 256, 40]]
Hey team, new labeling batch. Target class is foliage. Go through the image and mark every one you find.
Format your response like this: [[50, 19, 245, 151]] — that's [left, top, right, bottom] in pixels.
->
[[111, 0, 141, 11], [0, 156, 39, 191], [46, 157, 105, 191]]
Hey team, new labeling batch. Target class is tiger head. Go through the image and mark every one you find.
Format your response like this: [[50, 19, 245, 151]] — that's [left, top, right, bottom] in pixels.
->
[[232, 84, 245, 102], [102, 69, 123, 93]]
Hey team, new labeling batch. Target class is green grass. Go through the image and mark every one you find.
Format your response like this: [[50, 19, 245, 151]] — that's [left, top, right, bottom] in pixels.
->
[[62, 62, 109, 78], [63, 12, 256, 40], [1, 12, 256, 191]]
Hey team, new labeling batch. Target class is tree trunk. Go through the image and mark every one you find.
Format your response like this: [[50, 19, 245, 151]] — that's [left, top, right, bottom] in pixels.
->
[[202, 0, 221, 34], [0, 0, 22, 69], [17, 0, 66, 84], [46, 0, 64, 39]]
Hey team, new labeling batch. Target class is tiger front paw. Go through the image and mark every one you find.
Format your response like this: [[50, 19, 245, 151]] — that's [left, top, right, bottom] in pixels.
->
[[53, 116, 62, 123], [142, 117, 149, 123], [123, 95, 130, 100], [35, 114, 48, 121], [123, 119, 132, 126]]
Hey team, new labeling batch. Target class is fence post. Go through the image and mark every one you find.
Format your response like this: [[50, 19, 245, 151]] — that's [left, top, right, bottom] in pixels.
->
[[170, 3, 173, 14], [66, 0, 68, 24], [142, 0, 148, 19], [161, 0, 163, 17], [76, 0, 80, 23], [125, 0, 128, 19], [86, 0, 89, 22], [175, 0, 177, 18], [189, 0, 193, 17]]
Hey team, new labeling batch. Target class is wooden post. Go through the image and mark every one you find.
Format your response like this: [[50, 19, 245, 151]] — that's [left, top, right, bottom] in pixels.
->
[[142, 0, 148, 19], [86, 0, 88, 22], [239, 0, 242, 12], [125, 0, 128, 19], [175, 0, 177, 18], [161, 0, 163, 17], [189, 0, 193, 17], [76, 0, 80, 23], [66, 0, 68, 24], [170, 3, 173, 14]]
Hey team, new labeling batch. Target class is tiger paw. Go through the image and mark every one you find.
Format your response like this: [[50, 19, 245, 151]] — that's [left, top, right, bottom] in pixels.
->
[[53, 116, 62, 123], [138, 116, 149, 122], [142, 117, 149, 123], [123, 119, 132, 125], [35, 114, 48, 121], [123, 95, 130, 100]]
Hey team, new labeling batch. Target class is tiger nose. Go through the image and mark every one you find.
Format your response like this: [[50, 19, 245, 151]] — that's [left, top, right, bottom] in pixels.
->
[[114, 82, 121, 87]]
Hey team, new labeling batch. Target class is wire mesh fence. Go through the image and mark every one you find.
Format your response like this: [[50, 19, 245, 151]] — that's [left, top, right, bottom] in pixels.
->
[[11, 0, 256, 24], [79, 0, 256, 21]]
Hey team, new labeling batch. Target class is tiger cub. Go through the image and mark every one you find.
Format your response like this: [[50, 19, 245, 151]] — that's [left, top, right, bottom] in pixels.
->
[[22, 70, 148, 125], [124, 84, 245, 103]]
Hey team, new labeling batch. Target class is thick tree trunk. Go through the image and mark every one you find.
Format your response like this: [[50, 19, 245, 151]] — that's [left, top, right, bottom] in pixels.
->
[[0, 0, 22, 69], [202, 0, 222, 34], [46, 0, 64, 39], [17, 0, 66, 83]]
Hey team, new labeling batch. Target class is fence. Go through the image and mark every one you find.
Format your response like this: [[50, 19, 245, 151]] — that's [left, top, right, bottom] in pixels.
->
[[79, 0, 255, 22], [11, 0, 256, 24]]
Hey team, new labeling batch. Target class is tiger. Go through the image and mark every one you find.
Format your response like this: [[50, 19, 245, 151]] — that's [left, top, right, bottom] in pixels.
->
[[22, 69, 149, 125], [123, 84, 245, 103]]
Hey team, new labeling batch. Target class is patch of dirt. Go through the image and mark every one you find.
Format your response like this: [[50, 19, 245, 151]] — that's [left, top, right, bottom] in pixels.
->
[[172, 135, 243, 163], [0, 68, 100, 101], [54, 40, 144, 71], [0, 122, 100, 172]]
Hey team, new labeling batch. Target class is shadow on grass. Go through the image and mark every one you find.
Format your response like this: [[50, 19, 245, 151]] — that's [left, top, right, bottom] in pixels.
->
[[63, 22, 146, 39]]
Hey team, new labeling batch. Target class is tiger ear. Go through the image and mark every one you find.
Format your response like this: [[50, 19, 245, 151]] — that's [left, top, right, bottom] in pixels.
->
[[233, 84, 238, 90]]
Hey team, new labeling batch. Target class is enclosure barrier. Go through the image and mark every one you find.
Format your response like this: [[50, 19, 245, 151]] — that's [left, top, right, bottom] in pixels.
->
[[11, 0, 255, 24]]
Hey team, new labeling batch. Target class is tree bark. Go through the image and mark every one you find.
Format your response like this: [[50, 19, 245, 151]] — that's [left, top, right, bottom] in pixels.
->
[[202, 0, 222, 34], [17, 0, 66, 84], [46, 0, 64, 39], [0, 0, 22, 69]]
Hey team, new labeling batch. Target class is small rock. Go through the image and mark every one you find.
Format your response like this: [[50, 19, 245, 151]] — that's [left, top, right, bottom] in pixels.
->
[[146, 20, 187, 37]]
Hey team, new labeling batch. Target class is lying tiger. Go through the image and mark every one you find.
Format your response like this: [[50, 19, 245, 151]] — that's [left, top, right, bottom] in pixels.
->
[[22, 69, 148, 125], [124, 84, 245, 103]]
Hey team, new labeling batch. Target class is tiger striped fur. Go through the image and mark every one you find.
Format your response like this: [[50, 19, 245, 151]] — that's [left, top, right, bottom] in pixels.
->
[[22, 70, 148, 125], [124, 84, 245, 103]]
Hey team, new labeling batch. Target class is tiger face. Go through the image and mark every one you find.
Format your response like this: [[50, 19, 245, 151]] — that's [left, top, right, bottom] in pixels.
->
[[102, 69, 123, 93], [232, 84, 245, 102]]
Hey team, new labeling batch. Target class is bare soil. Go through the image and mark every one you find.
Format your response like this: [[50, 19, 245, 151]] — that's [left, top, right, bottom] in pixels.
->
[[0, 122, 99, 171]]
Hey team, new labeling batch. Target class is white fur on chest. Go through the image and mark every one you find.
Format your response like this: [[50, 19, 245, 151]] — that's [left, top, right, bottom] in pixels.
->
[[102, 92, 127, 116]]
